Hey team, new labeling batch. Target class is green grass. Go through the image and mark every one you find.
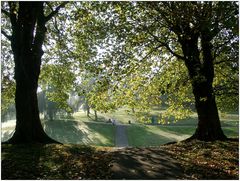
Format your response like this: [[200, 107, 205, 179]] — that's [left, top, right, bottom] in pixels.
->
[[73, 108, 137, 124], [222, 127, 239, 137], [127, 124, 239, 147], [1, 120, 115, 146], [2, 108, 238, 147], [127, 124, 191, 147], [43, 120, 115, 146], [77, 107, 239, 126], [220, 112, 239, 120]]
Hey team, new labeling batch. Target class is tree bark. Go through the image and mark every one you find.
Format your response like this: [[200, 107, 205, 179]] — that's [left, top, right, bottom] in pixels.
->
[[87, 106, 90, 117], [180, 35, 226, 141], [132, 107, 135, 113], [6, 2, 59, 143], [84, 99, 91, 117], [190, 80, 227, 141], [94, 110, 98, 121]]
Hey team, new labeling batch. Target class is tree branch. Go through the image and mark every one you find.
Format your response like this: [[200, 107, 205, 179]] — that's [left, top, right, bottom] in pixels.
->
[[214, 59, 237, 65], [1, 30, 12, 41], [45, 2, 54, 11], [146, 30, 185, 60], [1, 8, 10, 17], [130, 10, 185, 62], [212, 34, 235, 60], [138, 44, 162, 63], [45, 2, 68, 22], [8, 2, 17, 28]]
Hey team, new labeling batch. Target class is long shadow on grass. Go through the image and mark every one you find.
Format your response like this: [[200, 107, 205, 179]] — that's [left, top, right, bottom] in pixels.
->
[[83, 114, 110, 123], [43, 120, 91, 144], [127, 125, 182, 147], [84, 122, 115, 146], [43, 120, 115, 146]]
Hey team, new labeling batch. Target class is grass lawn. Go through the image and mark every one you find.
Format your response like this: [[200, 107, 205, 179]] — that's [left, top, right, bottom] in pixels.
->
[[127, 124, 239, 147], [44, 120, 116, 146], [73, 108, 137, 124], [73, 107, 239, 126], [2, 108, 238, 147], [127, 124, 191, 146], [2, 120, 115, 146]]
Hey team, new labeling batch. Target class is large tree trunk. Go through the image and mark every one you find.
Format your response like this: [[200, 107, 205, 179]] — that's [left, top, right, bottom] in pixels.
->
[[8, 78, 56, 143], [180, 35, 226, 141], [6, 2, 58, 143], [190, 80, 227, 141]]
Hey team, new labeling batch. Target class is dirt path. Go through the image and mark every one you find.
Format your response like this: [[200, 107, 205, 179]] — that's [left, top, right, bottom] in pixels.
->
[[112, 121, 184, 179], [110, 147, 184, 179], [114, 121, 129, 147]]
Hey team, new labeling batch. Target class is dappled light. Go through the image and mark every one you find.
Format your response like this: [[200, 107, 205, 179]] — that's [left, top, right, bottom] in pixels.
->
[[1, 1, 238, 180], [43, 120, 115, 146], [2, 110, 238, 146], [110, 147, 184, 179]]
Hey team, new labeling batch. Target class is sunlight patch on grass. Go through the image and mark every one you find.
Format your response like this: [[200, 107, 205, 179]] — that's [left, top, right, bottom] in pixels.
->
[[127, 124, 192, 147], [147, 126, 191, 141], [127, 125, 175, 147], [74, 122, 91, 135], [43, 120, 115, 146], [1, 119, 16, 128], [1, 130, 15, 142]]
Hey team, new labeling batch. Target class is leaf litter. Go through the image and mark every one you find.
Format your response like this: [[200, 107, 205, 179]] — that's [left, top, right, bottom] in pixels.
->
[[1, 139, 238, 179]]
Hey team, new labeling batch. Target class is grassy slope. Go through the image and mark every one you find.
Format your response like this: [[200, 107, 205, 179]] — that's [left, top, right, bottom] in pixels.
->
[[2, 108, 238, 147], [73, 108, 137, 124], [127, 124, 238, 147], [44, 120, 115, 146], [2, 120, 115, 146]]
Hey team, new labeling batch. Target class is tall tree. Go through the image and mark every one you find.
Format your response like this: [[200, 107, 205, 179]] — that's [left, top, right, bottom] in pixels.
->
[[151, 2, 238, 141], [1, 2, 67, 143], [81, 1, 238, 141]]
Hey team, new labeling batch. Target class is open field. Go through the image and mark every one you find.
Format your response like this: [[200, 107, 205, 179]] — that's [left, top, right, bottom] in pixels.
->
[[126, 124, 238, 147], [1, 120, 115, 146], [73, 108, 137, 124], [2, 108, 239, 146], [43, 120, 115, 146], [73, 108, 239, 125]]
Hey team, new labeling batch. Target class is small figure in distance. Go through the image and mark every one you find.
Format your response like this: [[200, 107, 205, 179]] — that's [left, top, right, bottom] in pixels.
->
[[112, 119, 116, 125], [128, 120, 131, 124]]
